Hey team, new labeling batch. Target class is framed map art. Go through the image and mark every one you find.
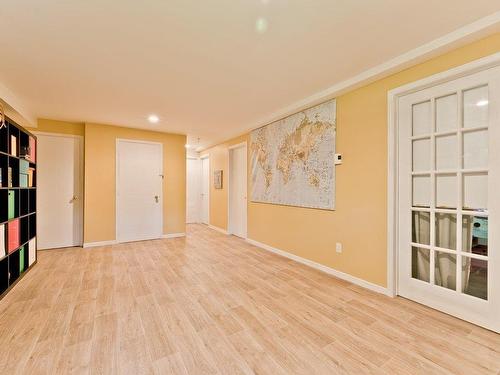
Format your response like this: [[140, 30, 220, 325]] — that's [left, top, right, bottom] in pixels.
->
[[250, 99, 336, 210]]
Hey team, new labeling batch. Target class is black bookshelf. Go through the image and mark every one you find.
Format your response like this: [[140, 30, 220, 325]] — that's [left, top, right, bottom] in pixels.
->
[[0, 116, 37, 299]]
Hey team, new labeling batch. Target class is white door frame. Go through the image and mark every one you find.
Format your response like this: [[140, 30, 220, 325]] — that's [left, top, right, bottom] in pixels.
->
[[200, 153, 210, 225], [387, 52, 500, 297], [115, 138, 163, 243], [227, 142, 248, 238], [34, 131, 84, 247]]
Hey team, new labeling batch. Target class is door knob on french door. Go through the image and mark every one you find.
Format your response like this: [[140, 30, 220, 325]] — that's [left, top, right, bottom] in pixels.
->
[[154, 195, 159, 203]]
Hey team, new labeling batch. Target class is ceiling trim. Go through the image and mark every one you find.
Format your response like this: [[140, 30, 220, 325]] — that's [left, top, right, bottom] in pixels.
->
[[202, 10, 500, 150], [0, 81, 37, 126]]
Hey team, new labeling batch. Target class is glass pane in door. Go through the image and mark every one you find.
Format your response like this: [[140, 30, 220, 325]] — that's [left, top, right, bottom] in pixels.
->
[[435, 251, 456, 290], [412, 101, 431, 136], [463, 173, 488, 210], [436, 94, 457, 132], [412, 211, 430, 245], [463, 86, 488, 129], [463, 130, 488, 169], [435, 213, 457, 250], [412, 247, 430, 282], [412, 139, 431, 171], [436, 135, 458, 170], [413, 175, 431, 207], [436, 174, 457, 208], [462, 216, 488, 256], [462, 257, 487, 300]]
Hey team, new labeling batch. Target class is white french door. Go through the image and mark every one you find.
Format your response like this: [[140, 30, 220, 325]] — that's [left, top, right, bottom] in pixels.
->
[[397, 66, 500, 332], [116, 140, 163, 243]]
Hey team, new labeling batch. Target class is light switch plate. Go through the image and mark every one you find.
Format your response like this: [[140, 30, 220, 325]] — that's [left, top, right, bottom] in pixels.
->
[[334, 153, 342, 165]]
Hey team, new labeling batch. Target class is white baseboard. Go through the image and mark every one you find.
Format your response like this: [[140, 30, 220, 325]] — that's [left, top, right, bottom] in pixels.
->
[[83, 233, 185, 247], [162, 233, 186, 239], [83, 240, 118, 248], [208, 224, 228, 235], [246, 238, 391, 296]]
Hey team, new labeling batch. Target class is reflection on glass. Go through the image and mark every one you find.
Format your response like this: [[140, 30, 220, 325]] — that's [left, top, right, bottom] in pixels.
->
[[412, 247, 430, 282], [435, 213, 456, 250], [436, 174, 457, 209], [413, 175, 431, 208], [463, 86, 488, 129], [463, 130, 488, 169], [436, 135, 457, 170], [412, 138, 430, 172], [463, 173, 488, 211], [412, 101, 431, 136], [462, 257, 487, 300], [412, 211, 430, 245], [462, 216, 488, 256], [436, 94, 457, 132], [435, 251, 456, 291]]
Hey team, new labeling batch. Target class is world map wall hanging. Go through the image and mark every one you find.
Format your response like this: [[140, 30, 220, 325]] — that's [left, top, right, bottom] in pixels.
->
[[250, 99, 336, 210]]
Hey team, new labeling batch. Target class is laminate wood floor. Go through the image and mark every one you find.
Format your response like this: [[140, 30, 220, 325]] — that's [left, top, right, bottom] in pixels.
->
[[1, 224, 499, 374]]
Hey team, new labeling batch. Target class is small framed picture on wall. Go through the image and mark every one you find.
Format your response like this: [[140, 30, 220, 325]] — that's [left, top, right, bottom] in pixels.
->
[[214, 170, 223, 189]]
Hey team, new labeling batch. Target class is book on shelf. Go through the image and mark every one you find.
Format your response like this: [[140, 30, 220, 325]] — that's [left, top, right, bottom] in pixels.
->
[[20, 174, 28, 188], [8, 190, 15, 219], [7, 219, 19, 253], [29, 137, 36, 162], [8, 167, 12, 187], [10, 135, 17, 157], [20, 159, 29, 174], [28, 238, 36, 266], [0, 224, 5, 258], [28, 168, 34, 187], [19, 246, 25, 273]]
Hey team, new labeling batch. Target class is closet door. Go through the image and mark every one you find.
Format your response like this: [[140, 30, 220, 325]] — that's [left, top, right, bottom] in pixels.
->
[[186, 158, 201, 224], [201, 157, 210, 225], [37, 133, 83, 249], [116, 140, 163, 243], [397, 66, 500, 332]]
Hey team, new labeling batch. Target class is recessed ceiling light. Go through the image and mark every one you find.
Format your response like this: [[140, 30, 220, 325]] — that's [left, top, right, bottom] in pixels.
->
[[148, 114, 159, 123], [476, 100, 488, 107]]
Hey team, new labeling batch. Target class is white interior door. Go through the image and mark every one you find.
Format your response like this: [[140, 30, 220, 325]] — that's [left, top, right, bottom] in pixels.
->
[[36, 133, 83, 249], [229, 144, 247, 238], [187, 158, 201, 223], [116, 140, 163, 243], [397, 66, 500, 332], [201, 157, 210, 225]]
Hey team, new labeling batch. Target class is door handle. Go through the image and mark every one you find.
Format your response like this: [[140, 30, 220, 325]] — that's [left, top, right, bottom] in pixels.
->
[[155, 195, 159, 203], [69, 195, 78, 203]]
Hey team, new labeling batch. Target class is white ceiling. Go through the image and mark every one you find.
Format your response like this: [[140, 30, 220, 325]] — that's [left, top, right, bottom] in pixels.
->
[[0, 1, 499, 149]]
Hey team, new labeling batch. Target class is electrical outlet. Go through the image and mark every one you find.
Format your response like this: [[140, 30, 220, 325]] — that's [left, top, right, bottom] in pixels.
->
[[336, 242, 342, 253]]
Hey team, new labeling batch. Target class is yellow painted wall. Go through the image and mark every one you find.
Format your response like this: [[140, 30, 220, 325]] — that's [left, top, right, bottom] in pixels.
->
[[204, 135, 248, 230], [203, 33, 500, 288], [28, 119, 186, 244], [34, 118, 85, 136], [84, 123, 186, 243]]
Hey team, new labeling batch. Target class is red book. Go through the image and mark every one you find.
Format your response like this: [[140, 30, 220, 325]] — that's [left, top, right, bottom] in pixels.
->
[[8, 219, 19, 253], [29, 136, 36, 163]]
